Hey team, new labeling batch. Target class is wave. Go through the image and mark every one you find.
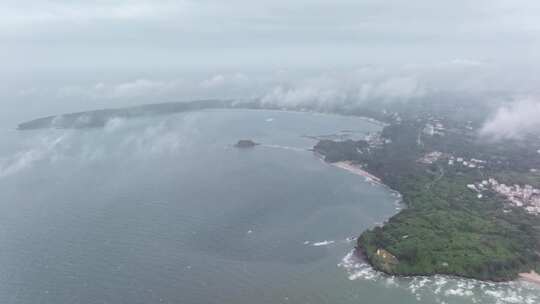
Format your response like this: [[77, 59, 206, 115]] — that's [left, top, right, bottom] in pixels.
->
[[311, 240, 335, 247], [338, 250, 540, 304]]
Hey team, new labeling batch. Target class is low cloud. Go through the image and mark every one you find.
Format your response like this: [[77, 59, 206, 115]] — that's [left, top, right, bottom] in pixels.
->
[[119, 120, 191, 156], [13, 61, 517, 121], [104, 117, 128, 132], [199, 73, 249, 89], [0, 134, 67, 178], [447, 58, 485, 67], [260, 71, 425, 110], [58, 78, 186, 100], [480, 98, 540, 141], [0, 116, 199, 179], [261, 85, 347, 109], [364, 76, 424, 100], [0, 1, 182, 30], [53, 73, 256, 102]]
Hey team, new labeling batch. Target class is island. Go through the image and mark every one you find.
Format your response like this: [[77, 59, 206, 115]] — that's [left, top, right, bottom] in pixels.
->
[[234, 139, 259, 148]]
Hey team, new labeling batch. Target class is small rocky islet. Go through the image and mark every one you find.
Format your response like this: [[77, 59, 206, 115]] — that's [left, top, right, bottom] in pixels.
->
[[234, 139, 259, 148]]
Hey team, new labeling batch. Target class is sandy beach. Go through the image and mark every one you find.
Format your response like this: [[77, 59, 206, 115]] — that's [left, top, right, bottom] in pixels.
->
[[519, 271, 540, 286], [332, 161, 382, 183]]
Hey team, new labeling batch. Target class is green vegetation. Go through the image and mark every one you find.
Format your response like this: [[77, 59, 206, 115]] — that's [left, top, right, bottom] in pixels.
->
[[17, 99, 236, 130], [359, 177, 540, 281], [314, 121, 540, 281], [314, 139, 368, 163]]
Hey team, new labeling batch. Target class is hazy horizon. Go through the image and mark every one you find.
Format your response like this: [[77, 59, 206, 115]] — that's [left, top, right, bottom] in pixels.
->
[[3, 0, 540, 136]]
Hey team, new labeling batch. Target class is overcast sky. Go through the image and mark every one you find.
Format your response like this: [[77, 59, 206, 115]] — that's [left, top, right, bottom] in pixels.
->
[[2, 0, 540, 128], [3, 0, 540, 69]]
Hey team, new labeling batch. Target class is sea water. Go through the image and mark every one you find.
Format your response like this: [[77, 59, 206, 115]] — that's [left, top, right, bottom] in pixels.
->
[[0, 109, 537, 304]]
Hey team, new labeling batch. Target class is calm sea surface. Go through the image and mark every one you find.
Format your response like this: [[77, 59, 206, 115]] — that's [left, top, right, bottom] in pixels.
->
[[0, 109, 537, 303]]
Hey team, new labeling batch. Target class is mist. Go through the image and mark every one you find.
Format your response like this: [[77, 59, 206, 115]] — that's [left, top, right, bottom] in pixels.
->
[[2, 0, 540, 132], [480, 98, 540, 141]]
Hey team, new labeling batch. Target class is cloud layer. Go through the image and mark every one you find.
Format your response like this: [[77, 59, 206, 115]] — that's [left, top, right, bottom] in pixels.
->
[[7, 60, 527, 126], [3, 1, 540, 132], [2, 0, 540, 71], [480, 98, 540, 141]]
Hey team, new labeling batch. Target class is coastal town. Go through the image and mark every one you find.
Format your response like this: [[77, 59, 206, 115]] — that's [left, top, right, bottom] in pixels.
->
[[468, 179, 540, 215], [313, 103, 540, 282], [418, 150, 540, 215]]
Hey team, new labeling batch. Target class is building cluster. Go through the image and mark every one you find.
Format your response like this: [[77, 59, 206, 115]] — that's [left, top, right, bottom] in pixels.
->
[[417, 152, 489, 169], [447, 156, 486, 169], [381, 109, 402, 123], [418, 151, 443, 164], [467, 178, 540, 215], [465, 121, 474, 131], [365, 132, 390, 148], [423, 121, 446, 136]]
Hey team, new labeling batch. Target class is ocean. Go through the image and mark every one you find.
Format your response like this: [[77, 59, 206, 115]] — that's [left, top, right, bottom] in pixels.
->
[[0, 109, 537, 303]]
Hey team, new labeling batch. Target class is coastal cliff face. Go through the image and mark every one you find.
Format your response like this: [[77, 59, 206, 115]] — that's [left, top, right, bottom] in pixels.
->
[[313, 122, 540, 282]]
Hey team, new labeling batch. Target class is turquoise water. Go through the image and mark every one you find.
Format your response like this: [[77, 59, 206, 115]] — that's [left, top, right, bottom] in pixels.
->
[[0, 109, 537, 303]]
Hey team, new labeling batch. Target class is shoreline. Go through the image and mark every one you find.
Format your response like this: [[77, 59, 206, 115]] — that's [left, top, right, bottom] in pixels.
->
[[324, 157, 540, 287], [355, 245, 540, 286], [17, 105, 389, 131], [331, 161, 382, 184], [519, 271, 540, 287], [328, 160, 403, 205]]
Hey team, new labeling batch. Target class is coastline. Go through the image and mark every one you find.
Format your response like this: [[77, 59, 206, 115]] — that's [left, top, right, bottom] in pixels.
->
[[328, 160, 403, 205], [331, 161, 382, 184], [519, 271, 540, 287], [33, 101, 536, 288], [322, 156, 540, 287], [17, 105, 389, 131]]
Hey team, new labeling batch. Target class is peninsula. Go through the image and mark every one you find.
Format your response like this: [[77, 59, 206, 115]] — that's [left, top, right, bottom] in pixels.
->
[[314, 118, 540, 282]]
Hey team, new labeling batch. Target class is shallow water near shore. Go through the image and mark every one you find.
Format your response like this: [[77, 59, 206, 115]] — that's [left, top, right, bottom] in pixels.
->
[[0, 109, 537, 303]]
